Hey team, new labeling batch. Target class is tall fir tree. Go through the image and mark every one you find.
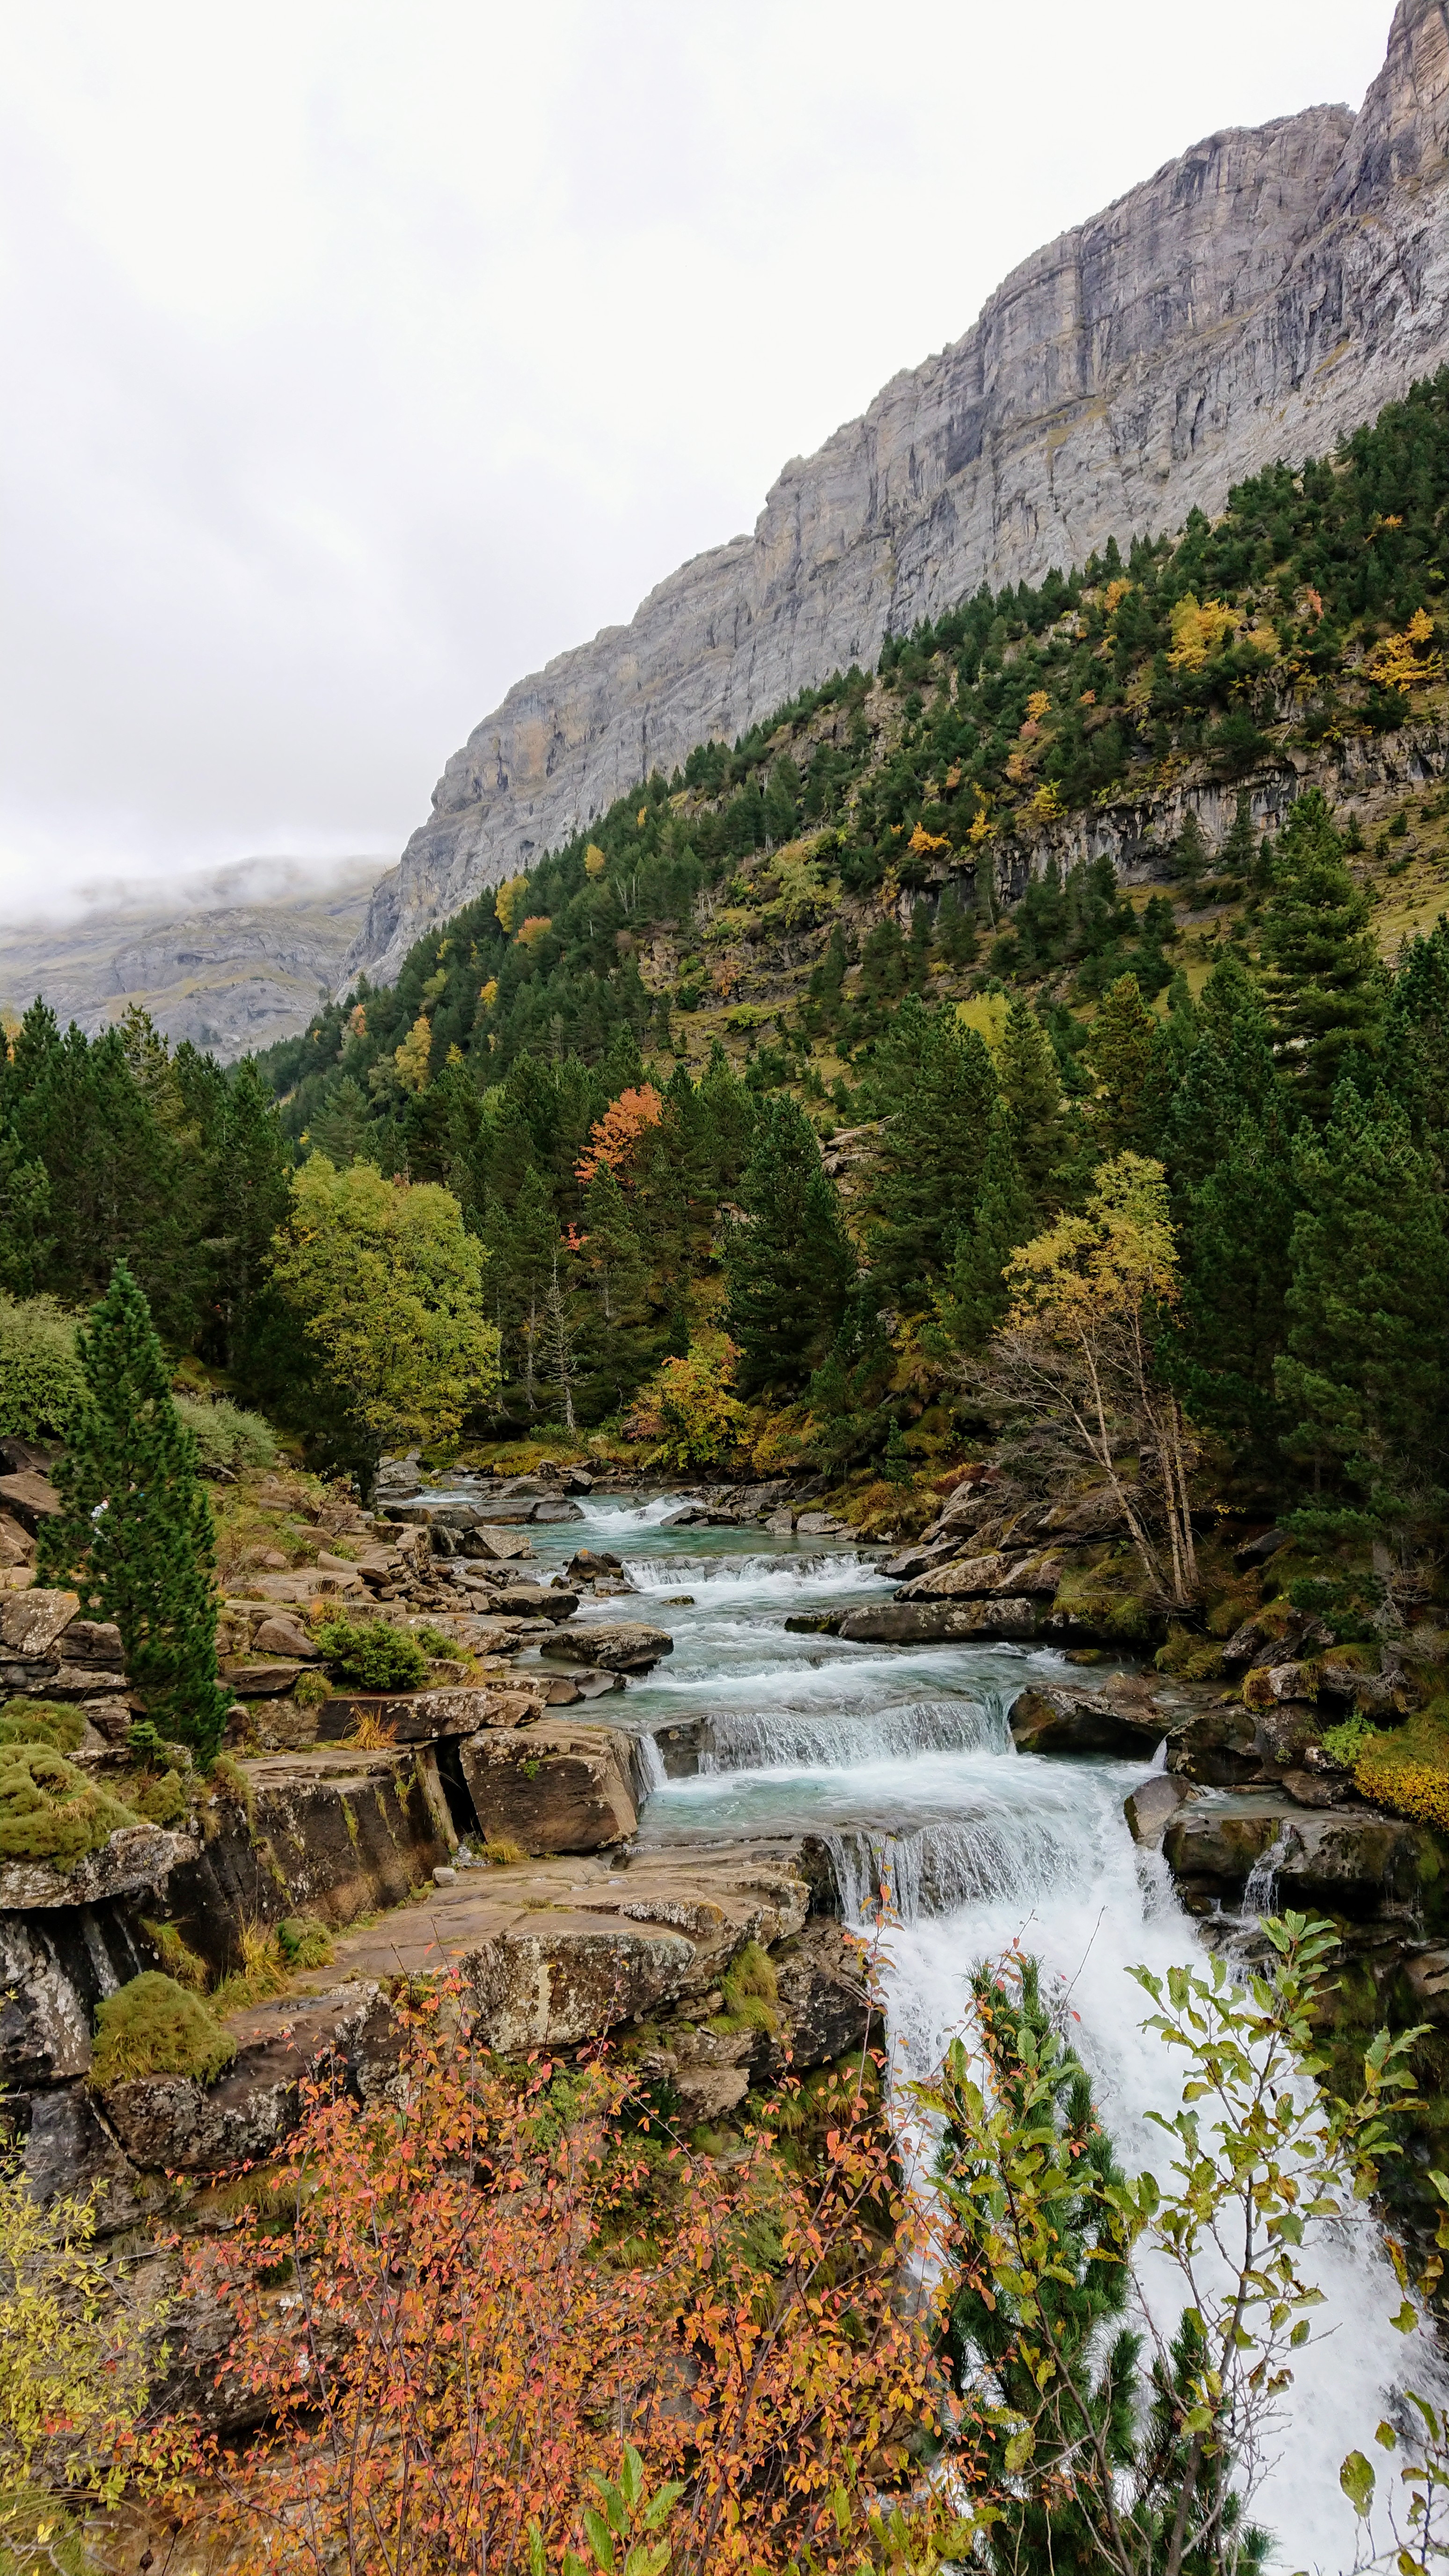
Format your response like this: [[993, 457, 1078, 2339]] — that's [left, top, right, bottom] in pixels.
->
[[724, 1094, 857, 1396], [1084, 973, 1156, 1154], [1163, 949, 1284, 1187], [997, 996, 1068, 1209], [864, 1003, 998, 1306], [1219, 789, 1257, 881], [1174, 1105, 1299, 1472], [35, 1263, 230, 1762], [1276, 1082, 1449, 1530], [1257, 788, 1384, 1111], [932, 1105, 1034, 1354]]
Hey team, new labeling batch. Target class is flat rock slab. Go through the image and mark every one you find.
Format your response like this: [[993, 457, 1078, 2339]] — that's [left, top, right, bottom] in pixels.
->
[[897, 1551, 1066, 1602], [1009, 1686, 1167, 1758], [0, 1822, 195, 1911], [0, 1472, 61, 1535], [304, 1842, 817, 2050], [316, 1684, 547, 1744], [540, 1620, 673, 1673], [837, 1597, 1043, 1646]]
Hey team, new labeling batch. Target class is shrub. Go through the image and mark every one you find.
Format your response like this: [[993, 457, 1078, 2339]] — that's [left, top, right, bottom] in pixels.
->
[[1324, 1712, 1380, 1768], [0, 1295, 86, 1441], [315, 1617, 429, 1692], [0, 1747, 141, 1867], [172, 1393, 278, 1475], [89, 1972, 235, 2086], [129, 1766, 189, 1826], [139, 1918, 208, 1990], [277, 1916, 333, 1969], [0, 1699, 86, 1752], [1155, 1626, 1225, 1682]]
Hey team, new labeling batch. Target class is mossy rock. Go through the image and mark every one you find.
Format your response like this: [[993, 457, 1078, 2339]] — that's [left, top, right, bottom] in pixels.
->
[[90, 1972, 236, 2088], [128, 1767, 190, 1828], [0, 1699, 87, 1753], [0, 1746, 142, 1866]]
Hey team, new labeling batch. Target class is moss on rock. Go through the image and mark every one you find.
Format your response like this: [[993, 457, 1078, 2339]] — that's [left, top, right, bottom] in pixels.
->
[[0, 1746, 141, 1866], [0, 1700, 87, 1753], [89, 1972, 236, 2087]]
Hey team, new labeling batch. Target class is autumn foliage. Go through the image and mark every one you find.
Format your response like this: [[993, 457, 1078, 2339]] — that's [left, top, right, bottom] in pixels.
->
[[575, 1084, 665, 1184], [179, 2002, 937, 2576]]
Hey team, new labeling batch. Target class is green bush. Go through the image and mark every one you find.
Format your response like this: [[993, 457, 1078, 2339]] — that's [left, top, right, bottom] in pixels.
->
[[0, 1699, 86, 1752], [128, 1767, 189, 1827], [0, 1295, 86, 1441], [277, 1915, 334, 1969], [89, 1972, 235, 2087], [172, 1393, 278, 1474], [314, 1616, 428, 1692], [0, 1748, 141, 1866]]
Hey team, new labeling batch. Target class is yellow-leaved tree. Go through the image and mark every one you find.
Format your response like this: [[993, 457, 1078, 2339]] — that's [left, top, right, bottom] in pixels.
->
[[974, 1153, 1200, 1606], [271, 1160, 500, 1469]]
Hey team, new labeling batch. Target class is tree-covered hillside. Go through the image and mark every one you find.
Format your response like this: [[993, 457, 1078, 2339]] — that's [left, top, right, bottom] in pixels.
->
[[4, 372, 1449, 1538]]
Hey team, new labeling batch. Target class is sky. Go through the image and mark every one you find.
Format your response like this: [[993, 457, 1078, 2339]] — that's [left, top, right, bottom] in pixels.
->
[[0, 1, 1393, 924]]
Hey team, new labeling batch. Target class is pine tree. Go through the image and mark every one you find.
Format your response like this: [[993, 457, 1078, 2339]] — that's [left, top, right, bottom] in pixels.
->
[[1168, 806, 1208, 893], [933, 883, 978, 967], [1379, 915, 1449, 1159], [1258, 788, 1385, 1111], [1276, 1082, 1449, 1529], [309, 1074, 374, 1168], [932, 1105, 1033, 1353], [1174, 1105, 1298, 1468], [864, 1006, 998, 1306], [35, 1263, 230, 1762], [997, 996, 1067, 1208], [1084, 973, 1156, 1153], [881, 1419, 912, 1486], [1163, 950, 1284, 1186], [1219, 790, 1256, 882], [724, 1095, 857, 1397]]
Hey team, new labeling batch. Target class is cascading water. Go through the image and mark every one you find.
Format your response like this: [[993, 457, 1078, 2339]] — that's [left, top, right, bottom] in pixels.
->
[[512, 1496, 1436, 2570]]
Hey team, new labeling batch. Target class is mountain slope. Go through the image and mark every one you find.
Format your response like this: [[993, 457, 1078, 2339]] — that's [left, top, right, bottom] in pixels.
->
[[348, 0, 1449, 987]]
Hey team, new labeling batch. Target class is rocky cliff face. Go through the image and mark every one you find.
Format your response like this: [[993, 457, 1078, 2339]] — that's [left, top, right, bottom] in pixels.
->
[[348, 0, 1449, 987]]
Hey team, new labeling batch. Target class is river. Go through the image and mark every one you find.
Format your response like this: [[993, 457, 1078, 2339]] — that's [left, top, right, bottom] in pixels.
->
[[510, 1490, 1430, 2571]]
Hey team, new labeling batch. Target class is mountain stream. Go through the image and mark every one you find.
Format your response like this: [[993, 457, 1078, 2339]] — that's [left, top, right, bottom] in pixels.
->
[[511, 1494, 1432, 2570]]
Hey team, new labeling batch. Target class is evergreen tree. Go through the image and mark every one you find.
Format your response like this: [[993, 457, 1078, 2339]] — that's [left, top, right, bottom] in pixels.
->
[[1276, 1082, 1449, 1530], [1378, 915, 1449, 1162], [308, 1074, 374, 1167], [1162, 951, 1283, 1187], [1174, 1105, 1298, 1470], [997, 996, 1068, 1208], [933, 1105, 1033, 1353], [35, 1263, 230, 1762], [1219, 790, 1257, 881], [933, 883, 978, 967], [1167, 806, 1208, 894], [864, 1005, 998, 1307], [1257, 789, 1385, 1110], [1084, 973, 1156, 1153], [724, 1095, 857, 1396], [209, 1059, 293, 1375]]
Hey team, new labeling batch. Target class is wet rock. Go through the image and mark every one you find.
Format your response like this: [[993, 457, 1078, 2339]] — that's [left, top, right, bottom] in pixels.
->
[[1404, 1947, 1449, 2020], [639, 1716, 707, 1778], [1162, 1798, 1429, 1907], [0, 1822, 195, 1913], [1164, 1704, 1262, 1786], [568, 1548, 624, 1581], [795, 1510, 848, 1536], [1251, 1702, 1322, 1768], [458, 1720, 638, 1853], [1282, 1768, 1351, 1809], [532, 1500, 585, 1524], [101, 1982, 399, 2173], [765, 1919, 873, 2074], [878, 1533, 964, 1581], [764, 1507, 797, 1535], [837, 1598, 1041, 1646], [539, 1620, 673, 1674], [1009, 1685, 1165, 1757], [784, 1610, 842, 1636], [11, 2082, 161, 2225], [1124, 1774, 1196, 1846]]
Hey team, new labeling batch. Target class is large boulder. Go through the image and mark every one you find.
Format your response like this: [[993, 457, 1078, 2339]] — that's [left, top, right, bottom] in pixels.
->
[[0, 1588, 79, 1657], [1124, 1774, 1196, 1846], [458, 1721, 638, 1852], [539, 1620, 673, 1674], [1008, 1686, 1165, 1758], [315, 1685, 548, 1745], [836, 1598, 1042, 1646], [1165, 1705, 1263, 1786], [1162, 1798, 1431, 1908], [897, 1550, 1066, 1602], [0, 1471, 61, 1537]]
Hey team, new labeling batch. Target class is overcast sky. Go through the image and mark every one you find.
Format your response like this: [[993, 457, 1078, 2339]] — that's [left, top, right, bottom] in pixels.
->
[[0, 0, 1392, 922]]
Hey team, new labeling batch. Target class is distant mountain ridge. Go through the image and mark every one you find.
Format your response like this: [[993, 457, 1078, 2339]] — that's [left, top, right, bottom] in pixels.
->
[[347, 0, 1449, 988], [0, 857, 385, 1062]]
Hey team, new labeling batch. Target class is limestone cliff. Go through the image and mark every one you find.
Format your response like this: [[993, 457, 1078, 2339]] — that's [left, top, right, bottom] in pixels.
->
[[347, 0, 1449, 987]]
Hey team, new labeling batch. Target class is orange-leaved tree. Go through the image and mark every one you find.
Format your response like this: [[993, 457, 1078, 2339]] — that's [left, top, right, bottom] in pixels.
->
[[576, 1085, 664, 1185], [176, 2001, 939, 2576]]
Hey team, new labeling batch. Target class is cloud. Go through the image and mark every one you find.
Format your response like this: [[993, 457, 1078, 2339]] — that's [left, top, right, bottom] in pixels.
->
[[0, 0, 1389, 916]]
